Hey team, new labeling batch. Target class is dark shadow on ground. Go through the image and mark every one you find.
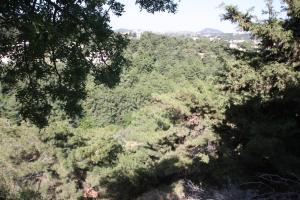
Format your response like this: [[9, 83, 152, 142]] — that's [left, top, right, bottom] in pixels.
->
[[100, 157, 185, 200], [214, 86, 300, 177], [202, 86, 300, 198]]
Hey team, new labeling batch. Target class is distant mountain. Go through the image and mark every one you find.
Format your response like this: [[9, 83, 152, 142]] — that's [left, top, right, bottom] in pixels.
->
[[198, 28, 223, 35]]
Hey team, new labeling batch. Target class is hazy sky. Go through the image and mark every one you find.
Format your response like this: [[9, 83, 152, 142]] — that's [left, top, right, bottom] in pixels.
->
[[110, 0, 285, 33]]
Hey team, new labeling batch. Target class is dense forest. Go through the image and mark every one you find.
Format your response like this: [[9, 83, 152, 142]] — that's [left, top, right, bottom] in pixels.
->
[[0, 0, 300, 199]]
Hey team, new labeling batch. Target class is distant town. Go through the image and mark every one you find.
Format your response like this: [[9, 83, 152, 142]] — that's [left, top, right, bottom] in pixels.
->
[[115, 28, 260, 50]]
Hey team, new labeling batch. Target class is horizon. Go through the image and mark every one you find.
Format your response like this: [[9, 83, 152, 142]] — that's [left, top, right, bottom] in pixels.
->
[[110, 0, 285, 33], [113, 27, 251, 34]]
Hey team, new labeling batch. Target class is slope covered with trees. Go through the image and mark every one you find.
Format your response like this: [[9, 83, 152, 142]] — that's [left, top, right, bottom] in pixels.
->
[[0, 0, 300, 199], [0, 33, 230, 199]]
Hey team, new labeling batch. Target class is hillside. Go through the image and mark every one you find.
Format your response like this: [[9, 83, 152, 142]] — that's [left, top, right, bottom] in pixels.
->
[[1, 32, 300, 199], [1, 1, 300, 200]]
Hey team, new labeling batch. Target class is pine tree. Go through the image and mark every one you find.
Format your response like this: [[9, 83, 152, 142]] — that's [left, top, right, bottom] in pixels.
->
[[222, 0, 300, 63]]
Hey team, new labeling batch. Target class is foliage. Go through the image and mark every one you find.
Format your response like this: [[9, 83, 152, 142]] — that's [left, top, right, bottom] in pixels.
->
[[1, 1, 300, 198], [222, 0, 300, 63], [214, 0, 300, 185], [81, 33, 227, 127], [0, 0, 178, 128]]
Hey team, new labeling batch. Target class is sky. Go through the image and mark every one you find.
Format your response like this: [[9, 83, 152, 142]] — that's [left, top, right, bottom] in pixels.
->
[[110, 0, 285, 33]]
